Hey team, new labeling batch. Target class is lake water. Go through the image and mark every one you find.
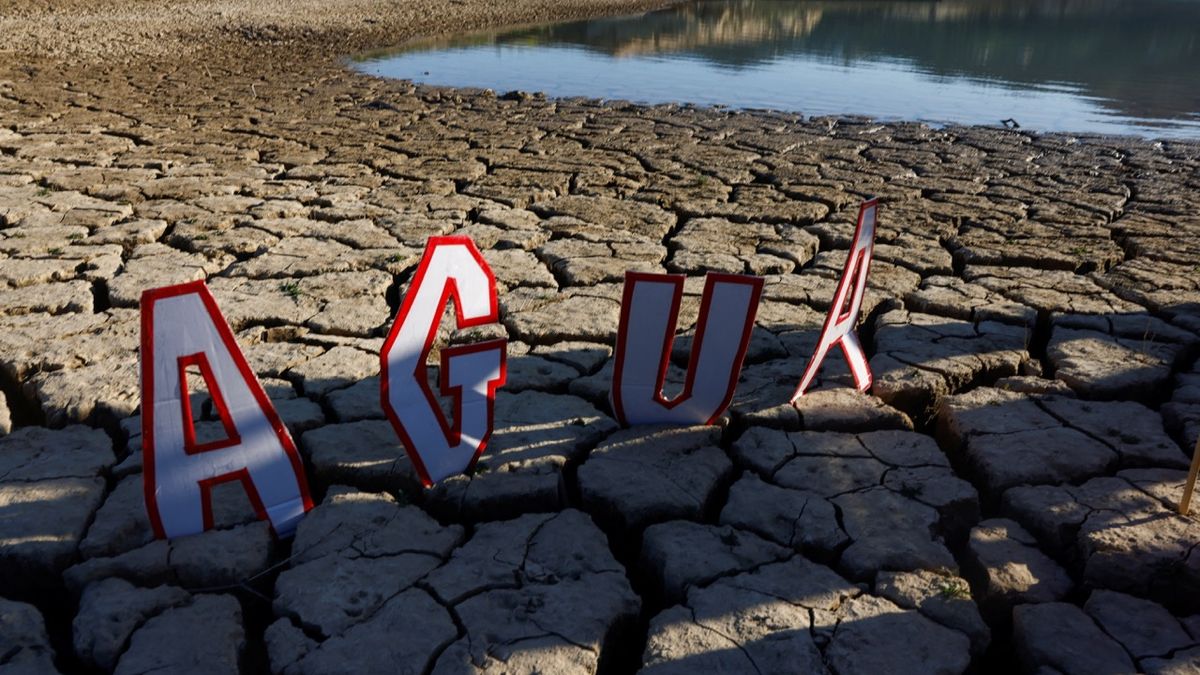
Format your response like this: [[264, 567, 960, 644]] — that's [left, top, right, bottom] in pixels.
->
[[353, 0, 1200, 139]]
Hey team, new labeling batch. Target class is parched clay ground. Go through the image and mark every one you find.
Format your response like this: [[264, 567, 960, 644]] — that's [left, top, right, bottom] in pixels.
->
[[1, 0, 1200, 673]]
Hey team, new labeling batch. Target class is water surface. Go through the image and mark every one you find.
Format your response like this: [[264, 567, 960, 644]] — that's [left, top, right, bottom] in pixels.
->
[[354, 0, 1200, 139]]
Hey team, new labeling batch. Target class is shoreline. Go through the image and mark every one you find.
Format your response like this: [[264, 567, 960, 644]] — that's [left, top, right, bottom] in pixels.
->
[[3, 0, 1194, 148]]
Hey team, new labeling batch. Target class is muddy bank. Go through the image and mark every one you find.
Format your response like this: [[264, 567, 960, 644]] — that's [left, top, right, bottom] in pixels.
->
[[0, 0, 680, 59]]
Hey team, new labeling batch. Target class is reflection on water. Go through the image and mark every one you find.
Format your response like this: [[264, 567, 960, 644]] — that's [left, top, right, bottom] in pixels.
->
[[354, 0, 1200, 138]]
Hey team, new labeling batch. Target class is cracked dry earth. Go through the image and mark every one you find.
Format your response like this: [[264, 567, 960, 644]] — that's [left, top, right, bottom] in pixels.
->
[[2, 31, 1200, 675]]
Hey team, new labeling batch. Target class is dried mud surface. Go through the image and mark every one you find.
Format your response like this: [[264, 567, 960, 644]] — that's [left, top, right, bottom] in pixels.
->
[[1, 1, 1199, 673]]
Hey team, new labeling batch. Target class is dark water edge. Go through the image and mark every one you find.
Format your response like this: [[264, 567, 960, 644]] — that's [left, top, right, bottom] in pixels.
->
[[352, 0, 1200, 140]]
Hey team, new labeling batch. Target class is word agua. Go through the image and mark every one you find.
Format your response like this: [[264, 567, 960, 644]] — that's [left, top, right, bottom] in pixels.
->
[[139, 202, 878, 539]]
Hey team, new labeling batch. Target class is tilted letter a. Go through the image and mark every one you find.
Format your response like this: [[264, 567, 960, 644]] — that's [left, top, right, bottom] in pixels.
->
[[791, 199, 878, 402], [140, 281, 313, 539]]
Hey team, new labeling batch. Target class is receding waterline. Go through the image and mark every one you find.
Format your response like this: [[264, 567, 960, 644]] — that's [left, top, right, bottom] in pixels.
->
[[352, 0, 1200, 140]]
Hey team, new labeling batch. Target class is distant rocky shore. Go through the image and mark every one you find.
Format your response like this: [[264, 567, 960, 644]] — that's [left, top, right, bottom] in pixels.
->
[[1, 1, 1199, 673]]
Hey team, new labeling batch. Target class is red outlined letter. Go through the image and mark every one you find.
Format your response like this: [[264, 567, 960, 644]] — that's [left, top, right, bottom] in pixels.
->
[[791, 199, 878, 402], [611, 272, 763, 426], [140, 281, 313, 539], [381, 236, 507, 486]]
